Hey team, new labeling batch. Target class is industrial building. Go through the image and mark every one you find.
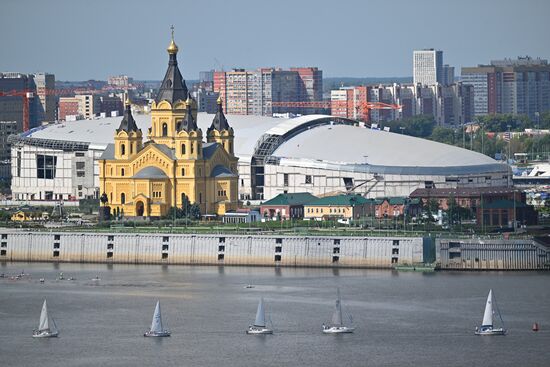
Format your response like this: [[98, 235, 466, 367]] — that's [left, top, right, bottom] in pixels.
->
[[9, 111, 510, 205]]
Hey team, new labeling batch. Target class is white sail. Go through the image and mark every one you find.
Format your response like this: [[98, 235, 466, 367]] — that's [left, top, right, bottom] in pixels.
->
[[254, 298, 266, 327], [150, 301, 164, 333], [38, 299, 49, 331], [331, 289, 343, 326], [481, 289, 494, 327]]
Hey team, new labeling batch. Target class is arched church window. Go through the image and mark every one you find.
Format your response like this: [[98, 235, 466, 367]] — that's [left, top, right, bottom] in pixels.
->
[[181, 143, 186, 154], [121, 193, 126, 204], [121, 144, 125, 155], [191, 143, 194, 154], [121, 168, 125, 176], [181, 167, 185, 176], [229, 142, 233, 153], [162, 123, 168, 136], [130, 144, 133, 154]]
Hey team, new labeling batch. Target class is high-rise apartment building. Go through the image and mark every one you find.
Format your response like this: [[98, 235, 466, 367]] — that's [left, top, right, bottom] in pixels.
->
[[33, 73, 56, 123], [214, 67, 323, 116], [461, 56, 550, 118], [442, 65, 454, 86], [413, 49, 443, 86], [330, 83, 473, 126]]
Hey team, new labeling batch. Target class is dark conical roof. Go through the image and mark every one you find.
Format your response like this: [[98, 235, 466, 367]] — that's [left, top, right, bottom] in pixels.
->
[[116, 103, 140, 133], [177, 96, 198, 133], [155, 50, 188, 104], [207, 98, 230, 134]]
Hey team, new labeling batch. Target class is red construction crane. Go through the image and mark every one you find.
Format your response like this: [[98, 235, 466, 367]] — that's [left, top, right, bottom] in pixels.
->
[[270, 100, 401, 123], [0, 89, 34, 131]]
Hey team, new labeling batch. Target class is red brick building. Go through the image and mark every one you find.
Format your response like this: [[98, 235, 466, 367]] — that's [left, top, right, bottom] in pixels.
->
[[58, 97, 79, 121]]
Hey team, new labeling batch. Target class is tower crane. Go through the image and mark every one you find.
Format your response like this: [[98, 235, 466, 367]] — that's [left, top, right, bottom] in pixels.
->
[[270, 100, 401, 123], [0, 89, 33, 131]]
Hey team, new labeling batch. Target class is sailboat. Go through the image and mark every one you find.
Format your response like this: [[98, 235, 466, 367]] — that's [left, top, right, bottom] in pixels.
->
[[246, 297, 273, 334], [474, 289, 506, 336], [144, 301, 170, 337], [322, 288, 355, 334], [32, 299, 59, 338]]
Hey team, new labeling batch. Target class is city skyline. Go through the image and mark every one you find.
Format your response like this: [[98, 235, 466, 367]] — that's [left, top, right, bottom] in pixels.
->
[[1, 0, 549, 80]]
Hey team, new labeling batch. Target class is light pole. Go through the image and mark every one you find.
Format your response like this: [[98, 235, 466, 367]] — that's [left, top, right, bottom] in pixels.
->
[[507, 124, 512, 163]]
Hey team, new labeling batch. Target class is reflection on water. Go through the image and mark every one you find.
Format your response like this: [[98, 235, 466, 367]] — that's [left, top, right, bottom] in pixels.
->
[[0, 262, 549, 367]]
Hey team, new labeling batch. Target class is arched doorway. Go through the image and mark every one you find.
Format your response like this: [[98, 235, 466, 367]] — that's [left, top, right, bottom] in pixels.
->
[[136, 201, 145, 217]]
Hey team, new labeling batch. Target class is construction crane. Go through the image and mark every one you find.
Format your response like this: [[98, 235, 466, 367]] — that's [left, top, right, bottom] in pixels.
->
[[0, 89, 34, 132], [270, 100, 401, 123]]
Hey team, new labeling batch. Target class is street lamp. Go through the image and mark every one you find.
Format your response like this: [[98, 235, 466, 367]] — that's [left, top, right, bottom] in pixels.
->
[[507, 124, 512, 164]]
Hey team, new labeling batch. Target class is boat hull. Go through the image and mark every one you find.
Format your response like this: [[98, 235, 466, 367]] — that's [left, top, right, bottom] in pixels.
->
[[144, 330, 171, 337], [475, 327, 506, 336], [322, 326, 355, 334], [32, 330, 58, 338], [246, 326, 273, 335]]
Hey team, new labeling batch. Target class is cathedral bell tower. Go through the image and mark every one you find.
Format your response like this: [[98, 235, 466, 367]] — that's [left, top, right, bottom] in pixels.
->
[[148, 27, 189, 149], [207, 97, 234, 156], [114, 98, 142, 159], [175, 94, 202, 159]]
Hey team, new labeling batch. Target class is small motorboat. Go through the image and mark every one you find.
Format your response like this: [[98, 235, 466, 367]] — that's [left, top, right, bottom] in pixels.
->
[[322, 288, 355, 334], [32, 299, 59, 338], [246, 297, 273, 335], [244, 284, 255, 289], [144, 301, 170, 337], [39, 278, 45, 283], [474, 289, 506, 336]]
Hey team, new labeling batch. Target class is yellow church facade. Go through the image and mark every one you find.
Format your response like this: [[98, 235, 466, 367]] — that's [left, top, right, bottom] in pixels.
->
[[99, 33, 238, 218]]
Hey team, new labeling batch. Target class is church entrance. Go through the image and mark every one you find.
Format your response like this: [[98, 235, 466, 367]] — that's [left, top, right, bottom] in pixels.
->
[[136, 201, 144, 217]]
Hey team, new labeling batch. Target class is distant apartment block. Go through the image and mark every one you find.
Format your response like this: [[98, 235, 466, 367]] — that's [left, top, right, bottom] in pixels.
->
[[99, 95, 123, 117], [193, 89, 219, 114], [461, 56, 550, 119], [108, 75, 134, 88], [0, 72, 56, 131], [413, 49, 443, 86], [33, 73, 56, 123], [442, 64, 454, 86], [331, 83, 473, 126], [214, 67, 323, 116], [76, 94, 100, 119], [58, 97, 80, 121]]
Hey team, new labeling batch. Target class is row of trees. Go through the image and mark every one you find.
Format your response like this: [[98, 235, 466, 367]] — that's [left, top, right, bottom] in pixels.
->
[[380, 113, 550, 160]]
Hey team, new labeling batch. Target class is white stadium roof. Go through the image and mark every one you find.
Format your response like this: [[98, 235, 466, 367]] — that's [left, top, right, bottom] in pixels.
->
[[15, 113, 507, 174], [273, 124, 495, 167], [21, 112, 282, 159]]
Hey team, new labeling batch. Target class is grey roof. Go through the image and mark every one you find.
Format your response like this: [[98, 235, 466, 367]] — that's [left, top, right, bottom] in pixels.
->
[[202, 142, 218, 159], [211, 165, 236, 178], [155, 52, 188, 104], [100, 144, 115, 159], [132, 166, 169, 179], [152, 143, 176, 159]]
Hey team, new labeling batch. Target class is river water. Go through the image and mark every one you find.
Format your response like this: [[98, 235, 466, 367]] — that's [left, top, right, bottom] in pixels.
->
[[0, 262, 549, 367]]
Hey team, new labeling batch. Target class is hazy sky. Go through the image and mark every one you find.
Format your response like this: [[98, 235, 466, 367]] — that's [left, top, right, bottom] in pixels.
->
[[1, 0, 549, 81]]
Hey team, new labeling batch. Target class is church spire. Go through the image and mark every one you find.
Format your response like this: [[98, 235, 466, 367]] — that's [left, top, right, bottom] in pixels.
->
[[177, 94, 198, 132], [155, 26, 188, 104], [207, 96, 230, 134], [116, 98, 139, 133]]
